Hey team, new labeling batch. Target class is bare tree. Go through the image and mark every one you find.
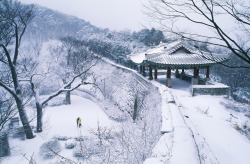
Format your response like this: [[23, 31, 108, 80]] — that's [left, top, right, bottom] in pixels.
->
[[0, 94, 18, 132], [0, 0, 35, 139], [146, 0, 250, 67], [30, 70, 96, 133], [58, 37, 95, 105], [26, 38, 99, 132]]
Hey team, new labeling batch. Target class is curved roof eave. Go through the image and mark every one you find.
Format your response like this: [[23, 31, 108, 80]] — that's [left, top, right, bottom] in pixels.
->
[[145, 60, 215, 68]]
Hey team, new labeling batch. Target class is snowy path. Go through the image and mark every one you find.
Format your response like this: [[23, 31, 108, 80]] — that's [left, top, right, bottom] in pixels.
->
[[145, 75, 250, 164], [169, 77, 250, 164], [171, 89, 250, 164], [145, 82, 200, 164]]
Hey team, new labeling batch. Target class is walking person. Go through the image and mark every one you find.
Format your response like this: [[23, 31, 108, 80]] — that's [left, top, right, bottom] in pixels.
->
[[76, 117, 79, 127], [77, 117, 82, 128]]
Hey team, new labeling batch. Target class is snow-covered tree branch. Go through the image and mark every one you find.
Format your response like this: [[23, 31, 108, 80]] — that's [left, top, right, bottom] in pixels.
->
[[146, 0, 250, 67], [27, 38, 100, 132], [0, 0, 35, 139]]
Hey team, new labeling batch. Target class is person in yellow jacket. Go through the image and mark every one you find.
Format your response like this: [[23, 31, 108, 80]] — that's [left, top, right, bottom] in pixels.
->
[[77, 117, 82, 128]]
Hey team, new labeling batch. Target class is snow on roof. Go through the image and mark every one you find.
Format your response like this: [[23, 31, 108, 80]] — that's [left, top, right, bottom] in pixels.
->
[[130, 39, 228, 67], [147, 52, 227, 67], [146, 44, 166, 55], [130, 52, 146, 64]]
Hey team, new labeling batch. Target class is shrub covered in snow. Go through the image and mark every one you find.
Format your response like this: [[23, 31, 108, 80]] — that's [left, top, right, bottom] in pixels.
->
[[0, 133, 10, 157], [233, 87, 250, 104], [39, 140, 61, 159], [65, 140, 76, 149], [232, 121, 250, 140], [12, 127, 26, 140], [74, 136, 89, 142], [89, 122, 115, 146], [73, 137, 100, 159], [54, 136, 69, 141], [50, 162, 73, 164]]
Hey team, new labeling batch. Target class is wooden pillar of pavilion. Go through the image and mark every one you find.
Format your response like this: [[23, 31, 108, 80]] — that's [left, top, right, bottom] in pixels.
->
[[142, 66, 146, 76], [166, 67, 172, 88], [167, 67, 171, 78], [192, 67, 199, 85], [175, 69, 180, 78], [154, 68, 158, 79], [149, 66, 153, 80], [180, 68, 185, 79], [206, 66, 210, 83], [139, 65, 142, 74]]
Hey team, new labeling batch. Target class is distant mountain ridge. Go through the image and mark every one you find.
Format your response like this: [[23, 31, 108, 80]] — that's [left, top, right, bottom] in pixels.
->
[[24, 5, 106, 42]]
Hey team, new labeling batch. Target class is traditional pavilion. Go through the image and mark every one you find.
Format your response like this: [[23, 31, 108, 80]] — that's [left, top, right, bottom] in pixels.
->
[[131, 38, 228, 88]]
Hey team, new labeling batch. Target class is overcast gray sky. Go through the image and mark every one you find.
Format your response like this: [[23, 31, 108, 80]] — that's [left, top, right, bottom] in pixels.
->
[[19, 0, 149, 31]]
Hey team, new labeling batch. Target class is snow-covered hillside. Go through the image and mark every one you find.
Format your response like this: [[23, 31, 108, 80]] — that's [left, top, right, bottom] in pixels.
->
[[1, 56, 250, 164], [77, 58, 250, 164], [22, 5, 107, 44], [1, 58, 163, 163]]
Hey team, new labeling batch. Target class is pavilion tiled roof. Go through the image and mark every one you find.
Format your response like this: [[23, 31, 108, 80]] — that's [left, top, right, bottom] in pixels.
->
[[131, 39, 228, 68]]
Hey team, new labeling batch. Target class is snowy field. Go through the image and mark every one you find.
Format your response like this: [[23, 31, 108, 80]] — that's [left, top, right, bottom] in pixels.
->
[[1, 95, 115, 164]]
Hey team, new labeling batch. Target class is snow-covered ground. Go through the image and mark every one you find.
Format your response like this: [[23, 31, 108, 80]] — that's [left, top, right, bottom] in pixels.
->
[[1, 59, 162, 164], [1, 95, 115, 164], [1, 59, 250, 164], [145, 75, 250, 164], [170, 78, 250, 164]]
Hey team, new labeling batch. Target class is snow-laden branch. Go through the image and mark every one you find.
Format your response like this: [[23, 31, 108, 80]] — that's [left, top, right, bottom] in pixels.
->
[[147, 0, 250, 65], [197, 48, 250, 69], [41, 81, 94, 107], [0, 100, 18, 132], [0, 58, 8, 65], [0, 44, 12, 64], [0, 80, 17, 100], [39, 60, 98, 107]]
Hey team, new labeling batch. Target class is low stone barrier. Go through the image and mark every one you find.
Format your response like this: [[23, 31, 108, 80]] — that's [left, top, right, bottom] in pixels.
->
[[190, 85, 230, 96]]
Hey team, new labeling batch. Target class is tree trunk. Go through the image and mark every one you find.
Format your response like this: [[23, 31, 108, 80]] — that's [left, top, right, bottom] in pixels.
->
[[16, 97, 34, 139], [65, 91, 71, 105], [36, 102, 43, 133], [65, 84, 71, 105], [133, 96, 138, 121]]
